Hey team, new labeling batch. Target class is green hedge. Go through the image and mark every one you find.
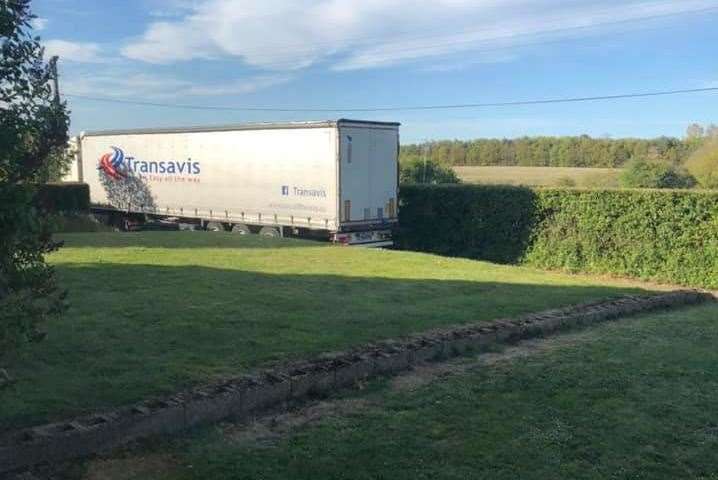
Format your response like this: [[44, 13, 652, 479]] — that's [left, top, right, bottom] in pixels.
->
[[35, 182, 90, 214], [397, 185, 718, 289], [397, 184, 537, 263]]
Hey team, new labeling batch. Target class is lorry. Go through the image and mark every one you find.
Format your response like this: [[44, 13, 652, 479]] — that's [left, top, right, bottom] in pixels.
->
[[63, 119, 400, 246]]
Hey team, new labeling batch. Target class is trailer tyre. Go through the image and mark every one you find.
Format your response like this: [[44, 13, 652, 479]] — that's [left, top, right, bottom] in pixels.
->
[[206, 222, 224, 232], [231, 224, 252, 235], [259, 226, 281, 238]]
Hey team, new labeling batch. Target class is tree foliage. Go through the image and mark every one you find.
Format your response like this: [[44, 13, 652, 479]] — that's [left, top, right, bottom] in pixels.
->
[[400, 126, 718, 169], [399, 157, 460, 184], [685, 140, 718, 190], [619, 157, 695, 189], [1, 0, 70, 359]]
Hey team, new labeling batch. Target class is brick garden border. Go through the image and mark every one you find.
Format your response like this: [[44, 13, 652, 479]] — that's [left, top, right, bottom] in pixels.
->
[[1, 290, 713, 474]]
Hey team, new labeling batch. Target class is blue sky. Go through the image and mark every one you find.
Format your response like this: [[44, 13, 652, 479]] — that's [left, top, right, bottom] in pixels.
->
[[32, 0, 718, 143]]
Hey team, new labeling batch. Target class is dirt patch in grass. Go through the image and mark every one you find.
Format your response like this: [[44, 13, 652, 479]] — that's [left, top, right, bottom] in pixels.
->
[[391, 333, 590, 393], [223, 331, 596, 448], [82, 453, 181, 480], [223, 398, 375, 448], [218, 332, 597, 449]]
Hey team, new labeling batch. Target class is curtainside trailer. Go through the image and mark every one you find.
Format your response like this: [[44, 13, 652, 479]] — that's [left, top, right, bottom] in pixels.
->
[[64, 119, 400, 246]]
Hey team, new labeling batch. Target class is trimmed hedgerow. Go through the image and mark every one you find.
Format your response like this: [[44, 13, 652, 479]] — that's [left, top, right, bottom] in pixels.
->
[[396, 184, 538, 264], [397, 185, 718, 289], [35, 183, 90, 214]]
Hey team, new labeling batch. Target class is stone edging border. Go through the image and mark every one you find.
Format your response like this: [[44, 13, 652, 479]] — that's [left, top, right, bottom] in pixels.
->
[[1, 290, 713, 474]]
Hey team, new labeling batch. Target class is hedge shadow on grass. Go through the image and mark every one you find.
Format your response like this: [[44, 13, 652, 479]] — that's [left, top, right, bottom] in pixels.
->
[[0, 262, 645, 431]]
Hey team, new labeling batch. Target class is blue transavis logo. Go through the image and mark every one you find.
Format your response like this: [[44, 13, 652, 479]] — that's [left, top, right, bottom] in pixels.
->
[[281, 185, 327, 198], [97, 147, 201, 180], [98, 147, 127, 180]]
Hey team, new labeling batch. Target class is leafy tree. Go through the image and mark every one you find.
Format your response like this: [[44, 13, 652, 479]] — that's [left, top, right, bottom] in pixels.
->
[[619, 157, 695, 189], [686, 123, 705, 140], [400, 133, 700, 169], [400, 158, 460, 184], [685, 140, 718, 189], [1, 0, 70, 363]]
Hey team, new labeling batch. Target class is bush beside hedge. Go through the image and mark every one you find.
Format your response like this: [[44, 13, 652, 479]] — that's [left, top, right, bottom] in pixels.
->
[[397, 185, 718, 289], [35, 183, 90, 214]]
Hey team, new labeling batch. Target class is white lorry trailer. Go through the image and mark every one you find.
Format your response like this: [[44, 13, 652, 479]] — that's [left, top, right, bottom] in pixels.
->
[[64, 119, 400, 246]]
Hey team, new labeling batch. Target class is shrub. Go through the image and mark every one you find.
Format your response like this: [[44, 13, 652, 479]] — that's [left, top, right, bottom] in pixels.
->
[[1, 2, 70, 360], [399, 158, 460, 184], [35, 183, 90, 213], [49, 214, 113, 233], [685, 140, 718, 189], [619, 158, 695, 189], [398, 185, 718, 289]]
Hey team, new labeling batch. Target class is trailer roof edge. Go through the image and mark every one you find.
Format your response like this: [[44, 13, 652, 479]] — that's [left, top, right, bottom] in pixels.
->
[[80, 119, 400, 137]]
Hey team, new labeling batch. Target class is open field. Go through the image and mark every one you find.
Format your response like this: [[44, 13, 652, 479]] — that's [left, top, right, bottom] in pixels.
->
[[80, 302, 718, 480], [0, 232, 650, 431], [454, 166, 621, 187]]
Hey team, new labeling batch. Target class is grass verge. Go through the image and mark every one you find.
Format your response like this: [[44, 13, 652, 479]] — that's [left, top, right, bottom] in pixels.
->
[[2, 232, 646, 431], [81, 303, 718, 480]]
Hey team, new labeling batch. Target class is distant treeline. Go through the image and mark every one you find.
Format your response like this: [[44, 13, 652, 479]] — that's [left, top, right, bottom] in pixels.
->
[[400, 124, 717, 168]]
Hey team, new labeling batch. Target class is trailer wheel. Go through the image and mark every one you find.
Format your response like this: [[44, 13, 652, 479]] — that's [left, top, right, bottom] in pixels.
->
[[231, 223, 252, 235], [206, 221, 224, 232], [259, 226, 281, 238]]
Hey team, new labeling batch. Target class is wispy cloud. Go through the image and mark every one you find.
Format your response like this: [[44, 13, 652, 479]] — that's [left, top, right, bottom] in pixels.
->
[[44, 40, 104, 63], [63, 69, 291, 99], [180, 76, 292, 96], [121, 0, 716, 71], [418, 53, 518, 73], [148, 0, 204, 18]]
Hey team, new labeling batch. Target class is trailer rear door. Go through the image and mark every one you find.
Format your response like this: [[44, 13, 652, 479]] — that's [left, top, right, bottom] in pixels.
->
[[338, 124, 398, 228]]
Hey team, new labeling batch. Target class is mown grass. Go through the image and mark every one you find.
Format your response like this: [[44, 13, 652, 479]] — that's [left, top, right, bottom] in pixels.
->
[[50, 214, 115, 233], [1, 232, 646, 431], [92, 303, 718, 480], [455, 166, 621, 187]]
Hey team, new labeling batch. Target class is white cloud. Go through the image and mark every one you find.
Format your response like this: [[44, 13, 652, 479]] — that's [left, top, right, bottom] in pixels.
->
[[121, 0, 716, 71], [148, 0, 204, 18], [419, 53, 518, 73], [44, 40, 103, 63], [64, 69, 291, 99], [181, 75, 292, 96], [30, 17, 48, 31]]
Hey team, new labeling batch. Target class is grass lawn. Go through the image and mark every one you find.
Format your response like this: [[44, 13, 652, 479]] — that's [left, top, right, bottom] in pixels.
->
[[454, 166, 621, 187], [84, 303, 718, 480], [2, 232, 648, 431]]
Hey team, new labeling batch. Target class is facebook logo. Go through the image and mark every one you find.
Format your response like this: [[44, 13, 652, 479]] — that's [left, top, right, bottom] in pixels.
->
[[281, 185, 289, 196]]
